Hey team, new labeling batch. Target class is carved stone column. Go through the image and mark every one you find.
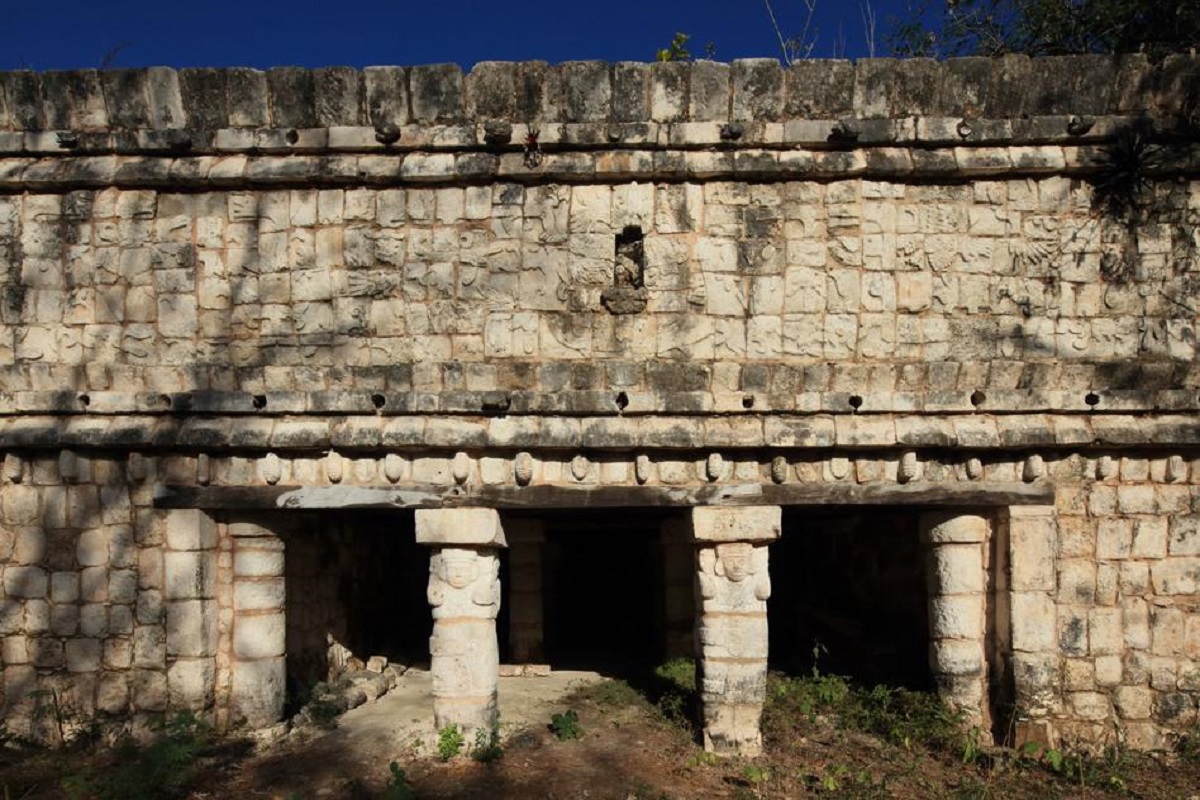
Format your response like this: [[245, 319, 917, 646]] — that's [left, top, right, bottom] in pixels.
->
[[415, 508, 507, 736], [692, 505, 781, 757], [920, 512, 990, 732], [506, 519, 545, 664]]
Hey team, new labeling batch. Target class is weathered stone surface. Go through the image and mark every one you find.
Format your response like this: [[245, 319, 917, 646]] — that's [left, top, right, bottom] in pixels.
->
[[427, 545, 502, 734], [0, 57, 1197, 753], [692, 506, 781, 543], [415, 508, 506, 547]]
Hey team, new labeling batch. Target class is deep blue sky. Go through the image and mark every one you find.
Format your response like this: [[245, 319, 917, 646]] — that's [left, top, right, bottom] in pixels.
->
[[2, 1, 915, 72]]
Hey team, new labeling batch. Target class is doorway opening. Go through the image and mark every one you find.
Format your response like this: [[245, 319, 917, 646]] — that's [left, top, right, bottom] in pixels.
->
[[769, 507, 932, 690], [282, 510, 428, 700], [517, 509, 681, 677]]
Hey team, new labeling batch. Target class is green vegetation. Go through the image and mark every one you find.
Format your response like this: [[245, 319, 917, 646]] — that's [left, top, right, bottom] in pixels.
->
[[763, 670, 972, 757], [550, 709, 583, 741], [656, 32, 692, 62], [887, 0, 1200, 60], [436, 724, 464, 761], [61, 712, 213, 800], [470, 724, 503, 763], [381, 761, 416, 800], [650, 658, 697, 730], [570, 677, 648, 710]]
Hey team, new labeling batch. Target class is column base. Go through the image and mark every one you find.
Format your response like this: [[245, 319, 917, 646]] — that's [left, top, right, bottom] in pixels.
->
[[702, 702, 765, 757]]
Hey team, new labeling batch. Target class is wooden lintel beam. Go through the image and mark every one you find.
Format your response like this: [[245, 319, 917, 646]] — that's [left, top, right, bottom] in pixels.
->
[[154, 481, 1055, 511]]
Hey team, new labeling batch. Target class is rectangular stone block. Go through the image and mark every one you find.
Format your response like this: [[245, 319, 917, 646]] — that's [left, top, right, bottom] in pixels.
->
[[167, 658, 215, 709], [1011, 591, 1057, 652], [692, 506, 781, 543], [164, 551, 216, 600], [231, 656, 285, 727], [233, 578, 285, 611], [165, 599, 217, 657], [233, 542, 285, 578], [165, 508, 218, 551], [233, 612, 286, 659], [415, 507, 506, 547]]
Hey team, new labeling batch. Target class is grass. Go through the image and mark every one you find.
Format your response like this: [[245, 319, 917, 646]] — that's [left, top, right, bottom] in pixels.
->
[[60, 712, 215, 800], [762, 670, 972, 757]]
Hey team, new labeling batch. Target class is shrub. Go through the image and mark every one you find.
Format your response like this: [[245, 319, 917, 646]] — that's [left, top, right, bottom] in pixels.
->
[[550, 709, 583, 741], [436, 725, 464, 761]]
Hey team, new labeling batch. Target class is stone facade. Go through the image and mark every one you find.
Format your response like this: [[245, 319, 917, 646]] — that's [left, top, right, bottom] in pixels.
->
[[0, 56, 1199, 753]]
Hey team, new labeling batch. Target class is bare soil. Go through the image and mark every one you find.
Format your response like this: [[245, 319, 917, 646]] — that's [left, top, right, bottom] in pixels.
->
[[4, 670, 1200, 800]]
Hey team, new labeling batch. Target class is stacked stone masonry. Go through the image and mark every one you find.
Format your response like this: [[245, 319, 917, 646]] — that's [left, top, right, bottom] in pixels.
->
[[1, 56, 1199, 754]]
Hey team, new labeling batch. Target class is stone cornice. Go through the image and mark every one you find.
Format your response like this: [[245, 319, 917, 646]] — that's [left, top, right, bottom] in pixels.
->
[[2, 57, 1195, 134], [1, 412, 1198, 452]]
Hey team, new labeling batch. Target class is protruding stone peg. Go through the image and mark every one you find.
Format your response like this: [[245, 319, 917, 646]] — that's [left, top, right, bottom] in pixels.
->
[[898, 451, 920, 484], [514, 452, 533, 486], [770, 456, 788, 485], [635, 454, 652, 485], [829, 456, 850, 480], [706, 453, 725, 482], [1022, 454, 1045, 483], [965, 457, 983, 481], [1166, 455, 1187, 483], [3, 453, 24, 484], [452, 452, 471, 485], [261, 453, 282, 485], [571, 455, 589, 481], [384, 453, 406, 483], [326, 452, 344, 484]]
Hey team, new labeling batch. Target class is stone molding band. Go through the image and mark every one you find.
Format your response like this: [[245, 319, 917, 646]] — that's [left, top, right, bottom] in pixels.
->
[[1, 57, 1192, 135], [0, 145, 1196, 194]]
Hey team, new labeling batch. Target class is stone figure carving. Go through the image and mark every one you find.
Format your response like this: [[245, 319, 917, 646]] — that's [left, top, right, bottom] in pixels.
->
[[427, 547, 502, 733], [695, 541, 771, 755], [697, 542, 771, 607], [427, 547, 501, 618]]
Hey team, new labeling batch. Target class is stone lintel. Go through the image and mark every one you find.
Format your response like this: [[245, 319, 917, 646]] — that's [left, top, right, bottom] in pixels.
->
[[415, 507, 506, 548], [156, 481, 1058, 511], [692, 505, 781, 543]]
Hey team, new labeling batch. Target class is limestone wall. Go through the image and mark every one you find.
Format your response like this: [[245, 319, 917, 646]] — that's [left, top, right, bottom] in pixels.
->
[[0, 56, 1199, 748]]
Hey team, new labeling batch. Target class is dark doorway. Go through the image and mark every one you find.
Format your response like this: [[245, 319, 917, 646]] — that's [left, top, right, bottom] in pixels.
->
[[282, 510, 428, 696], [538, 509, 670, 674], [770, 507, 932, 690]]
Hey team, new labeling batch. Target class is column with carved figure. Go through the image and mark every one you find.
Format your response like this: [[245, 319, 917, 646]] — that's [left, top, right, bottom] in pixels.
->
[[415, 508, 507, 737], [692, 505, 781, 757]]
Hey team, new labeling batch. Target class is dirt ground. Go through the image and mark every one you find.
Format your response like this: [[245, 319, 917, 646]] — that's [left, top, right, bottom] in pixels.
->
[[4, 668, 1200, 800]]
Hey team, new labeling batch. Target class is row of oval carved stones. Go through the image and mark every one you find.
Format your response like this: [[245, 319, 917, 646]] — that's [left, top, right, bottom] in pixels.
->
[[0, 451, 1187, 487], [245, 451, 1106, 487]]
